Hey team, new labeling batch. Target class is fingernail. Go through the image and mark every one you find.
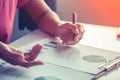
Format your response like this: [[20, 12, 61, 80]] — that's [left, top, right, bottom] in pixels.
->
[[40, 62, 44, 65], [62, 42, 66, 45], [68, 41, 72, 45]]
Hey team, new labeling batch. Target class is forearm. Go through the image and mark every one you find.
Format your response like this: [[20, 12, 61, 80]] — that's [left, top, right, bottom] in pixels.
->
[[0, 42, 5, 58], [37, 10, 61, 36], [0, 42, 2, 58], [0, 42, 10, 59], [23, 0, 61, 36], [0, 42, 3, 58]]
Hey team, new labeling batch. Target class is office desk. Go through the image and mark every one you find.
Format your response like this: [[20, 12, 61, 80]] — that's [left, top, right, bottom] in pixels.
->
[[10, 23, 120, 80], [11, 23, 120, 53]]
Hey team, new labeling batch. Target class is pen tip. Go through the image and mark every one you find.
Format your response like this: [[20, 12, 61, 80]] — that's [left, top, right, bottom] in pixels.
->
[[73, 12, 77, 16], [92, 78, 97, 80]]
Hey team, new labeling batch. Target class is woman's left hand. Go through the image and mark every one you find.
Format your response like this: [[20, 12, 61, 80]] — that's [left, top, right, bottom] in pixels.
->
[[0, 42, 43, 68]]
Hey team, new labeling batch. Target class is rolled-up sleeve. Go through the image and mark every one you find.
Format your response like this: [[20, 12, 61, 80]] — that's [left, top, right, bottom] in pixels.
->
[[17, 0, 29, 8]]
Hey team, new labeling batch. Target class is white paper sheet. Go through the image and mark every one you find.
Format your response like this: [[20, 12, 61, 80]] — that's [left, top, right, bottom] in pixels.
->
[[0, 59, 26, 80], [0, 59, 93, 80], [19, 38, 120, 74]]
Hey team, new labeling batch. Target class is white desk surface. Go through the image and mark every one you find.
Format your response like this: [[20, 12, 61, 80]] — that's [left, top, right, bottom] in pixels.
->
[[10, 23, 120, 80]]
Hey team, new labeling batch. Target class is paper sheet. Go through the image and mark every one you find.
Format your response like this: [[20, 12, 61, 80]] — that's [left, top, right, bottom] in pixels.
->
[[0, 59, 25, 80], [19, 38, 120, 74], [0, 59, 93, 80]]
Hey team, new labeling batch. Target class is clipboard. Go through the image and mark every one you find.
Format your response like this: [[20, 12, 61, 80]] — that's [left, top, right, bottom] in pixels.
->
[[92, 57, 120, 80]]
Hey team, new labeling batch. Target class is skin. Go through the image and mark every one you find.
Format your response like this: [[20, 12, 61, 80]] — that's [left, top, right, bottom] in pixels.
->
[[0, 42, 43, 68], [0, 0, 85, 67], [23, 0, 85, 45]]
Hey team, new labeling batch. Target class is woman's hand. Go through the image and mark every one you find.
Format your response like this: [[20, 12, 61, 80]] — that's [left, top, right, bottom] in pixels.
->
[[57, 22, 85, 45], [0, 42, 43, 68]]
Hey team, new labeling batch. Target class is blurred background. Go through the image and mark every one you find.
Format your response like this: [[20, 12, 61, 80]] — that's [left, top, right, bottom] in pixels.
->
[[56, 0, 120, 26], [12, 0, 120, 42]]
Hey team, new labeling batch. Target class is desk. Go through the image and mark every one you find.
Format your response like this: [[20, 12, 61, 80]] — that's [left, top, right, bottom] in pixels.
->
[[10, 23, 120, 80]]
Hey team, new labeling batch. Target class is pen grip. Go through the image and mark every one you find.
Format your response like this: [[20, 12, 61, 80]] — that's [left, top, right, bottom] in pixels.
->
[[72, 12, 77, 24]]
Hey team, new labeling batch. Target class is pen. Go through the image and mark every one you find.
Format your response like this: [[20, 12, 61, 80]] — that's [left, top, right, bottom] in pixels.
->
[[72, 12, 77, 24], [117, 27, 120, 39]]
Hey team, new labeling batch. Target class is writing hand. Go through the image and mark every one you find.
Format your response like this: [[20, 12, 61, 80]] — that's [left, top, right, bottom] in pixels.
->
[[57, 22, 85, 45]]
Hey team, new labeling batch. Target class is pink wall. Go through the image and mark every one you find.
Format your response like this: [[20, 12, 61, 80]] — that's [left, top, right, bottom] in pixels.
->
[[56, 0, 120, 27]]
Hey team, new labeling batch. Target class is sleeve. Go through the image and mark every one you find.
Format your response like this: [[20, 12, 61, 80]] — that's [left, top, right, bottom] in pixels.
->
[[17, 0, 30, 8]]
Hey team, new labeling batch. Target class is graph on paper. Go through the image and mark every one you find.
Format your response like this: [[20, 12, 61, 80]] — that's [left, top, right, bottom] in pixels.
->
[[19, 38, 120, 74]]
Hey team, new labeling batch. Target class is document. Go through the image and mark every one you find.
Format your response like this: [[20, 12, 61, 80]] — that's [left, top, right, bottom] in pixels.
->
[[0, 58, 92, 80], [1, 38, 120, 80], [19, 38, 120, 75], [0, 59, 25, 80]]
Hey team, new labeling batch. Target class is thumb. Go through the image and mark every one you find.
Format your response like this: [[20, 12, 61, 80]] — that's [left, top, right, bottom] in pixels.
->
[[19, 61, 43, 68], [65, 24, 79, 34]]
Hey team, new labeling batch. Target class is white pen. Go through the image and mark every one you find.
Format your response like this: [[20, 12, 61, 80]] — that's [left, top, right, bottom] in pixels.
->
[[72, 12, 77, 24]]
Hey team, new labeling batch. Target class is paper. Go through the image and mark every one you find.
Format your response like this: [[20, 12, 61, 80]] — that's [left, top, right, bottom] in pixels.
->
[[0, 59, 26, 80], [19, 38, 120, 74], [0, 59, 93, 80]]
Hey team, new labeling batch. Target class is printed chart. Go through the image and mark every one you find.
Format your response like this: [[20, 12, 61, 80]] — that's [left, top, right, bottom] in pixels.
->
[[20, 38, 120, 74], [0, 38, 120, 80]]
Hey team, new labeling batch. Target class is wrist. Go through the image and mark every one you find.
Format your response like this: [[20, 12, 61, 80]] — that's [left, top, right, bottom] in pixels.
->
[[0, 42, 3, 58], [56, 21, 69, 37], [0, 42, 7, 59], [55, 21, 65, 37]]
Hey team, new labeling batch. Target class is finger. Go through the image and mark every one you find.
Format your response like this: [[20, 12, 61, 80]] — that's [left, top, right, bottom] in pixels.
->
[[62, 41, 68, 45], [19, 60, 43, 68], [73, 24, 85, 44], [74, 24, 79, 34], [76, 24, 85, 34], [9, 46, 19, 52], [62, 38, 75, 45], [25, 44, 42, 61], [61, 33, 75, 45], [9, 46, 24, 54], [65, 34, 82, 45], [74, 34, 82, 44], [67, 24, 79, 34], [73, 31, 84, 44], [30, 44, 42, 55], [63, 23, 79, 34]]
